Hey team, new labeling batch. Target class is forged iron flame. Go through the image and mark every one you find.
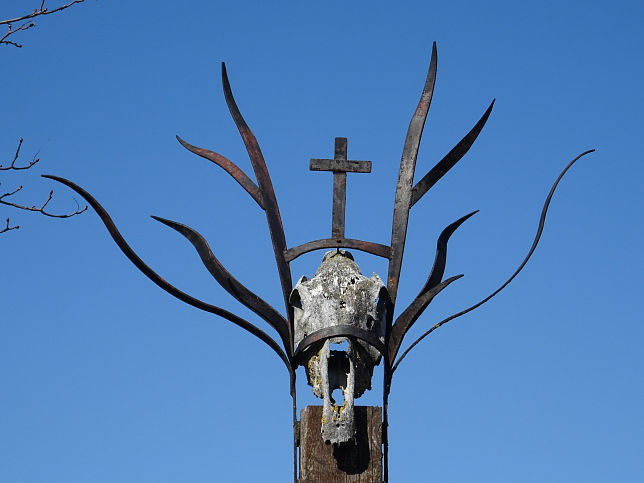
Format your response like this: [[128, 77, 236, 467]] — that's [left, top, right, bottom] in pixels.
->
[[291, 250, 389, 444]]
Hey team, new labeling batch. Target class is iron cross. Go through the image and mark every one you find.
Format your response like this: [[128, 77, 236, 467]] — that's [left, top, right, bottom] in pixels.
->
[[310, 137, 372, 239]]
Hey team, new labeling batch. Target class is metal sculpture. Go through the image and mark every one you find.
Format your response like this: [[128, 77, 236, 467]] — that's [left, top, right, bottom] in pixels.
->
[[43, 42, 593, 482]]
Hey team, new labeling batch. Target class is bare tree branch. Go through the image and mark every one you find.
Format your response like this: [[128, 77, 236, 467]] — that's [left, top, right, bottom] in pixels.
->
[[0, 217, 19, 234], [0, 1, 85, 25], [0, 138, 40, 170], [0, 185, 87, 218], [1, 1, 85, 48], [1, 139, 87, 234], [1, 3, 89, 233]]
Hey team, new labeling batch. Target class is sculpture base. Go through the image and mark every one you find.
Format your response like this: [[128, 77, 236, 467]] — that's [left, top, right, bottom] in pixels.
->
[[299, 405, 382, 483]]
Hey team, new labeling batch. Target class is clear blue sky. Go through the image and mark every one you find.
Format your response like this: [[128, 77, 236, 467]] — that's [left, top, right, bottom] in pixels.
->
[[2, 1, 643, 481]]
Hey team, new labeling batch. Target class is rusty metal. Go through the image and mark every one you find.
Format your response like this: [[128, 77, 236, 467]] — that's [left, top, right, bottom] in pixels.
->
[[150, 215, 291, 353], [410, 101, 495, 207], [284, 237, 391, 262], [221, 63, 294, 338], [293, 325, 389, 368], [175, 135, 265, 209], [43, 44, 594, 483], [391, 148, 596, 373], [40, 174, 292, 372], [386, 42, 438, 307], [388, 274, 463, 363], [310, 137, 372, 239], [419, 211, 478, 294], [387, 211, 477, 363]]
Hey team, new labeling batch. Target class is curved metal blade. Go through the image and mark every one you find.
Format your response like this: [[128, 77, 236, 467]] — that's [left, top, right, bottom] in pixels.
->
[[221, 63, 293, 342], [422, 210, 478, 294], [388, 274, 463, 364], [284, 237, 391, 262], [387, 42, 438, 304], [387, 212, 476, 363], [41, 174, 291, 371], [176, 135, 264, 209], [392, 149, 596, 372], [151, 215, 291, 354], [410, 100, 495, 207]]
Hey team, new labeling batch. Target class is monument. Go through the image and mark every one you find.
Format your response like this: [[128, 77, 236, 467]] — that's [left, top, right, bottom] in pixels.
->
[[44, 43, 593, 482]]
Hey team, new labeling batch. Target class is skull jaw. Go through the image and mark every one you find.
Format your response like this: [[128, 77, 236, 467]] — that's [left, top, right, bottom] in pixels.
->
[[306, 338, 379, 445], [321, 339, 355, 445]]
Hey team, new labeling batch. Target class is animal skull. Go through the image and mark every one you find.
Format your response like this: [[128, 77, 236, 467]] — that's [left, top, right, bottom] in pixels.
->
[[291, 250, 389, 445]]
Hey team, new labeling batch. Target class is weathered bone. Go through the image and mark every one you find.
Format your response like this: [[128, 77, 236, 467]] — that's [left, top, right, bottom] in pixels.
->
[[291, 250, 388, 444]]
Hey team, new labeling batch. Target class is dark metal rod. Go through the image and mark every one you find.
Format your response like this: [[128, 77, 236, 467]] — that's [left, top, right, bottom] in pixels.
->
[[383, 372, 391, 483], [291, 371, 298, 483], [388, 274, 463, 365], [332, 171, 346, 239]]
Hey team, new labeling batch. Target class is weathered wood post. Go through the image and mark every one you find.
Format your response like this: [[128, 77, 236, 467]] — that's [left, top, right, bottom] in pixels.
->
[[299, 406, 382, 482]]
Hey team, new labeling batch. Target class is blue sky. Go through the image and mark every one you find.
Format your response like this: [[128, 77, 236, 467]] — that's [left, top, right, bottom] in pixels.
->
[[2, 1, 643, 481]]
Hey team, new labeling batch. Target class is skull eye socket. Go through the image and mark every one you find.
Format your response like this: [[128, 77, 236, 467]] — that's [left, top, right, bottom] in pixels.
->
[[366, 315, 375, 330]]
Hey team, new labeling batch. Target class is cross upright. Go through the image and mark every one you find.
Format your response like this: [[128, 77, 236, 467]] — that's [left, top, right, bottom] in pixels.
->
[[310, 137, 372, 240]]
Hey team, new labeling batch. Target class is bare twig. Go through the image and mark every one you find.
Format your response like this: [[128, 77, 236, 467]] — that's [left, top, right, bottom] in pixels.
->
[[1, 2, 89, 233], [0, 185, 87, 218], [0, 23, 36, 48], [1, 139, 87, 234], [0, 0, 86, 25], [0, 138, 40, 170], [0, 217, 19, 233], [1, 1, 85, 48]]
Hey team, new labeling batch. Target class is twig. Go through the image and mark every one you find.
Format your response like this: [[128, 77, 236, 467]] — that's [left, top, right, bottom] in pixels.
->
[[0, 185, 87, 218], [1, 139, 88, 229], [0, 139, 40, 170], [0, 1, 85, 25], [1, 1, 85, 48], [0, 217, 19, 234]]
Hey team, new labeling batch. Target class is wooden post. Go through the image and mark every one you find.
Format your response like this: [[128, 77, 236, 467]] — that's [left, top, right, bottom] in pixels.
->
[[299, 406, 382, 482]]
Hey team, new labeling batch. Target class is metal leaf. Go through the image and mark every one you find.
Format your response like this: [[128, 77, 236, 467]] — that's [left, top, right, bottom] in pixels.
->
[[151, 215, 291, 355], [410, 100, 495, 207], [422, 211, 478, 294], [387, 42, 438, 304], [392, 149, 596, 371], [388, 274, 463, 364], [41, 174, 291, 371], [176, 135, 264, 209], [221, 63, 294, 334]]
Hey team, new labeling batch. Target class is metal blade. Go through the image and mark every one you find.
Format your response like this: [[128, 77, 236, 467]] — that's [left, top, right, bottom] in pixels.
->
[[221, 63, 294, 348], [176, 135, 264, 209], [387, 42, 438, 304], [151, 215, 291, 354], [410, 100, 495, 207], [40, 174, 291, 371]]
